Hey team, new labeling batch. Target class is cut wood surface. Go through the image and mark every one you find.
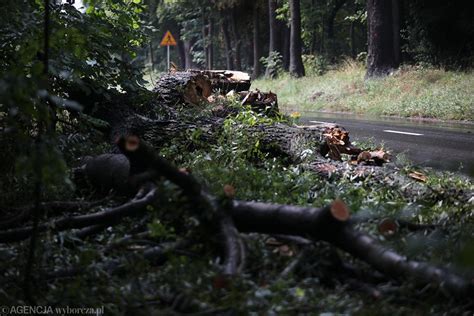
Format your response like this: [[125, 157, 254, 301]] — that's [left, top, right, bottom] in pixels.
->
[[153, 72, 212, 106], [239, 90, 279, 116], [188, 69, 251, 93]]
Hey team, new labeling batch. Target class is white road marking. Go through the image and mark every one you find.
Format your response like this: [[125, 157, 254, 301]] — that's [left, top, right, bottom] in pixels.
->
[[309, 120, 332, 124], [383, 129, 424, 136]]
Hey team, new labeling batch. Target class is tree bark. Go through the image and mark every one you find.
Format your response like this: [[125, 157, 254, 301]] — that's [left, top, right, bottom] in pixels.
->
[[153, 72, 212, 107], [252, 5, 262, 79], [177, 39, 186, 70], [201, 11, 209, 69], [221, 11, 234, 70], [208, 17, 214, 70], [392, 0, 401, 66], [325, 0, 347, 58], [289, 0, 305, 77], [350, 21, 356, 58], [366, 0, 399, 78], [230, 9, 242, 70], [265, 0, 279, 77], [282, 24, 290, 70], [183, 35, 196, 70]]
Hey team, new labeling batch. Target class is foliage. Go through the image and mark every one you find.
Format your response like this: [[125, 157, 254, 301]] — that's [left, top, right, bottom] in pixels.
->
[[253, 62, 474, 121], [261, 51, 284, 78], [0, 0, 473, 314], [302, 54, 328, 76], [0, 0, 148, 204]]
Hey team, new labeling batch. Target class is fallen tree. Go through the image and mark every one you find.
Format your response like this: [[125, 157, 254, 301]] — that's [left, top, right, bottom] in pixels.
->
[[1, 71, 473, 312], [1, 135, 472, 297]]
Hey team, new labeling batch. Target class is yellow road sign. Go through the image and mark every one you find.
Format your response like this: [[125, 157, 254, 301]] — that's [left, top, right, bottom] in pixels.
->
[[160, 30, 177, 46]]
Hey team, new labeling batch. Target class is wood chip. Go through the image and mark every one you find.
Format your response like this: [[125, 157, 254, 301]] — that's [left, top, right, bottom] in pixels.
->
[[409, 171, 427, 182]]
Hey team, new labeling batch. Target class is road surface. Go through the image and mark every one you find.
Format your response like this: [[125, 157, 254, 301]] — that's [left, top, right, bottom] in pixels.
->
[[299, 113, 474, 177]]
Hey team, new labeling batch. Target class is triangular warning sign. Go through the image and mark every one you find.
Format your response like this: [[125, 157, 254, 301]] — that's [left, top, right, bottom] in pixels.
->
[[160, 30, 177, 46]]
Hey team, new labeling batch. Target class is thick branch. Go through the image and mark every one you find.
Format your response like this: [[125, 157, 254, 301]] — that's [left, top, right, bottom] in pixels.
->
[[0, 188, 158, 243]]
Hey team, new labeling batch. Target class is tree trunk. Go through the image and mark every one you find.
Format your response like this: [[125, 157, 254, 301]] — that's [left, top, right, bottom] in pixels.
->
[[221, 11, 234, 70], [392, 0, 401, 66], [366, 0, 399, 78], [177, 39, 186, 70], [149, 42, 155, 72], [201, 11, 209, 69], [252, 5, 262, 79], [282, 24, 290, 70], [350, 21, 356, 59], [153, 72, 212, 107], [183, 39, 195, 70], [188, 70, 251, 93], [310, 0, 318, 55], [265, 0, 279, 78], [289, 0, 305, 77], [230, 9, 242, 70], [208, 17, 214, 70], [325, 0, 347, 58]]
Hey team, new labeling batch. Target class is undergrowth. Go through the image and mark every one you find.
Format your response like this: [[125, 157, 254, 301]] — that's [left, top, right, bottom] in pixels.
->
[[1, 105, 473, 315], [254, 60, 474, 121]]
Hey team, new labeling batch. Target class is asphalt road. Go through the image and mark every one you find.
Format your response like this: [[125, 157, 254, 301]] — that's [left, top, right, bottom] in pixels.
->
[[299, 113, 474, 177]]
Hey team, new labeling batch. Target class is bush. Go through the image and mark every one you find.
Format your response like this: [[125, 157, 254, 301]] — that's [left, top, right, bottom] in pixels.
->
[[302, 54, 328, 76], [260, 51, 284, 79]]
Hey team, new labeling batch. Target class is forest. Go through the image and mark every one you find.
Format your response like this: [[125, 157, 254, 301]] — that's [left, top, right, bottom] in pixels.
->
[[0, 0, 473, 314]]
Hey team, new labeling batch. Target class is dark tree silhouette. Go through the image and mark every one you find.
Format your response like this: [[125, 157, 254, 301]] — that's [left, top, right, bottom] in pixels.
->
[[252, 4, 262, 78], [265, 0, 278, 77], [289, 0, 305, 77], [221, 10, 234, 70], [366, 0, 399, 77]]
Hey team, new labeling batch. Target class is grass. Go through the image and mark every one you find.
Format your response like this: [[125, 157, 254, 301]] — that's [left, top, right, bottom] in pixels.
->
[[253, 61, 474, 121]]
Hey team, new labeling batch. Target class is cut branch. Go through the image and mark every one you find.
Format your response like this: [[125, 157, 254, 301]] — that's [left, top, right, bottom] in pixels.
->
[[0, 187, 158, 243]]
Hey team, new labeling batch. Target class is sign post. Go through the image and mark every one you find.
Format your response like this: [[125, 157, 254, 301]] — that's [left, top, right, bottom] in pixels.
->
[[160, 30, 177, 71]]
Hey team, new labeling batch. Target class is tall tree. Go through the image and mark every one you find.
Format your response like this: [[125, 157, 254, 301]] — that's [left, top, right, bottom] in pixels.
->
[[265, 0, 278, 77], [289, 0, 305, 77], [252, 4, 262, 78], [392, 0, 401, 66], [282, 24, 290, 70], [230, 8, 242, 70], [221, 10, 234, 69], [325, 0, 347, 57], [366, 0, 399, 77]]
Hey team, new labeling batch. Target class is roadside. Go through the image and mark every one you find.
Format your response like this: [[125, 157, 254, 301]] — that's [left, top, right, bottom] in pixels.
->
[[253, 61, 474, 122], [299, 112, 474, 177]]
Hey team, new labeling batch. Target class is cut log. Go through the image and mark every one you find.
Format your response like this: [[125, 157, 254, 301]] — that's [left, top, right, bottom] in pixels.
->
[[238, 90, 279, 116], [356, 149, 390, 165], [153, 72, 212, 107], [231, 199, 474, 296], [320, 126, 362, 160], [188, 70, 251, 93], [76, 154, 130, 194]]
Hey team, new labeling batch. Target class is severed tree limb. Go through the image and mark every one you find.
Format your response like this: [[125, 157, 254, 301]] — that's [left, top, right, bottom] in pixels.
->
[[0, 199, 107, 230], [115, 137, 473, 296], [329, 227, 474, 297], [230, 199, 350, 238], [0, 187, 158, 243], [74, 224, 110, 240], [229, 200, 473, 296], [377, 217, 438, 235], [117, 135, 246, 276], [219, 215, 243, 275]]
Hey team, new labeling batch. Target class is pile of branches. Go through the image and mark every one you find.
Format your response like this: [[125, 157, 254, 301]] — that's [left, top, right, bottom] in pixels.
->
[[1, 71, 472, 311]]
